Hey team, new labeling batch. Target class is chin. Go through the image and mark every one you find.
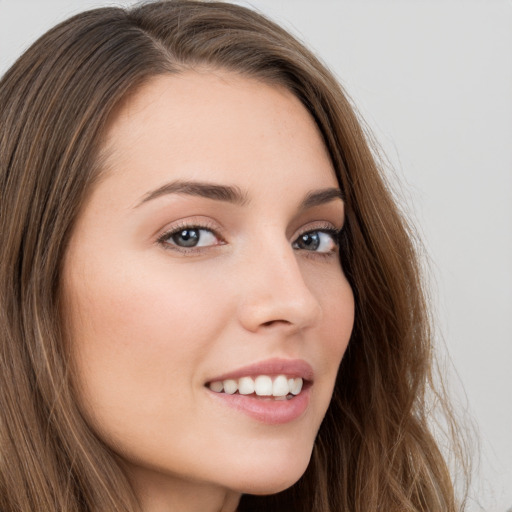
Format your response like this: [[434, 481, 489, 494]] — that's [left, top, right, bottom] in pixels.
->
[[241, 474, 304, 497], [225, 446, 313, 496]]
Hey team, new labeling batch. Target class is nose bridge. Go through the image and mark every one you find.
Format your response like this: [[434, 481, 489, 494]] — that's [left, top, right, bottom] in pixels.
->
[[236, 230, 322, 333]]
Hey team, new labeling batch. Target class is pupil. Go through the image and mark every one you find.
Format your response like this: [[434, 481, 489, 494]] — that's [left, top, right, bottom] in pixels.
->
[[299, 232, 319, 250], [173, 229, 199, 247]]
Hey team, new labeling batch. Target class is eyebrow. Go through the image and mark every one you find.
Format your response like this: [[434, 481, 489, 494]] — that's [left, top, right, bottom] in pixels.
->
[[135, 179, 344, 210], [299, 187, 345, 210], [136, 180, 249, 207]]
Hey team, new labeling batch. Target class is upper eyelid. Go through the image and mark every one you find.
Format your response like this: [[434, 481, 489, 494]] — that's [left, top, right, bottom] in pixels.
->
[[297, 222, 339, 232], [293, 227, 341, 244], [159, 225, 222, 240], [156, 218, 225, 241], [294, 222, 341, 239]]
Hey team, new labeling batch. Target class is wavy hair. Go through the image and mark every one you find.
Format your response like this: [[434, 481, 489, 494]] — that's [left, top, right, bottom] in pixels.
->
[[0, 1, 468, 510]]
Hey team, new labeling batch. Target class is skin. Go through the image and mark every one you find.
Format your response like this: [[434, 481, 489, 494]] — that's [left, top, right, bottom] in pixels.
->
[[62, 70, 355, 512]]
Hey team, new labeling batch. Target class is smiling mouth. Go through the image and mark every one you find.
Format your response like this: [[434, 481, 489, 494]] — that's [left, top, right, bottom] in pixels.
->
[[206, 375, 304, 400]]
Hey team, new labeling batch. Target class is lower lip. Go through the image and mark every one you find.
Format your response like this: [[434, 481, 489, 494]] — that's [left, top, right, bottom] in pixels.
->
[[206, 387, 311, 425]]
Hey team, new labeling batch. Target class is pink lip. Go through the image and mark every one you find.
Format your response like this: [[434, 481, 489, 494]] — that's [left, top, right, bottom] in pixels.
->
[[205, 358, 313, 425], [207, 388, 311, 425], [206, 358, 314, 383]]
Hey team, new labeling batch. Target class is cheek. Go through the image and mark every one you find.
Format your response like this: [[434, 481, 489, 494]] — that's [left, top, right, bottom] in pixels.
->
[[62, 254, 229, 439], [326, 279, 354, 354], [308, 265, 354, 388], [67, 251, 225, 351]]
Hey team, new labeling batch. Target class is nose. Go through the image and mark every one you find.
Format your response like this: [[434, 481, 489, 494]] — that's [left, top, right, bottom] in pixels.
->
[[236, 239, 323, 334]]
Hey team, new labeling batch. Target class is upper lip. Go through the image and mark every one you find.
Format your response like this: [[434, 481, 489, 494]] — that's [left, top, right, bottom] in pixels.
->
[[206, 358, 314, 383]]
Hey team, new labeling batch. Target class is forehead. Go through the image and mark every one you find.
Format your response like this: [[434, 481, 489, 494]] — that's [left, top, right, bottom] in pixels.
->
[[97, 70, 337, 205]]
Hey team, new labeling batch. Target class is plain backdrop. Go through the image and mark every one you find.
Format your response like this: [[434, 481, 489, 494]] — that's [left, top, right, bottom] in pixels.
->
[[1, 1, 511, 510]]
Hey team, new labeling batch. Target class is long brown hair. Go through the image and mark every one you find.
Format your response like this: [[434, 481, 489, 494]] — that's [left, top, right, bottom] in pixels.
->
[[0, 1, 468, 510]]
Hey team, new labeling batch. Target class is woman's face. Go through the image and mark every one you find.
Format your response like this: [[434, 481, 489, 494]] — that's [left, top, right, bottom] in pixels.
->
[[62, 71, 354, 507]]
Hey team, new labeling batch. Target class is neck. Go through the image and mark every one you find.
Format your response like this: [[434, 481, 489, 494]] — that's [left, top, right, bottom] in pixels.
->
[[124, 464, 241, 512]]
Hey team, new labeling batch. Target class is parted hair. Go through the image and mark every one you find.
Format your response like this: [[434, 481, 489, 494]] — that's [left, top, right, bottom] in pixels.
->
[[0, 1, 468, 511]]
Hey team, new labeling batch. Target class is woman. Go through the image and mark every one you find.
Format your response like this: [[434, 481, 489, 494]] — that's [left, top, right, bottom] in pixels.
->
[[0, 1, 468, 511]]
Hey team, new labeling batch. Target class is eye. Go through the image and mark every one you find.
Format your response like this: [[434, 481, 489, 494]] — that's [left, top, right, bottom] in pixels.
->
[[292, 229, 339, 254], [158, 225, 221, 250]]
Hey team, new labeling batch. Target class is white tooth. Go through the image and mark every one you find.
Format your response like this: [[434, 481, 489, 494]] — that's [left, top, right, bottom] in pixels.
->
[[290, 378, 303, 395], [288, 378, 294, 390], [238, 376, 255, 395], [210, 381, 224, 393], [254, 375, 273, 396], [223, 379, 238, 394], [272, 375, 290, 397]]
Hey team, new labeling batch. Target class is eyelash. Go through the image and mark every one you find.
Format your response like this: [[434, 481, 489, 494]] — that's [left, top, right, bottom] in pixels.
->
[[292, 225, 341, 259], [156, 220, 224, 255], [156, 222, 342, 257]]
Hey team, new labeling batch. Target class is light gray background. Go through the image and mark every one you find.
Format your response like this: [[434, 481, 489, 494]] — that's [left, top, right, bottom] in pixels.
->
[[1, 1, 511, 510]]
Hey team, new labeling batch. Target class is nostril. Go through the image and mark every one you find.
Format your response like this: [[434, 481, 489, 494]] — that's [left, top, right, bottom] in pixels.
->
[[261, 319, 292, 328]]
